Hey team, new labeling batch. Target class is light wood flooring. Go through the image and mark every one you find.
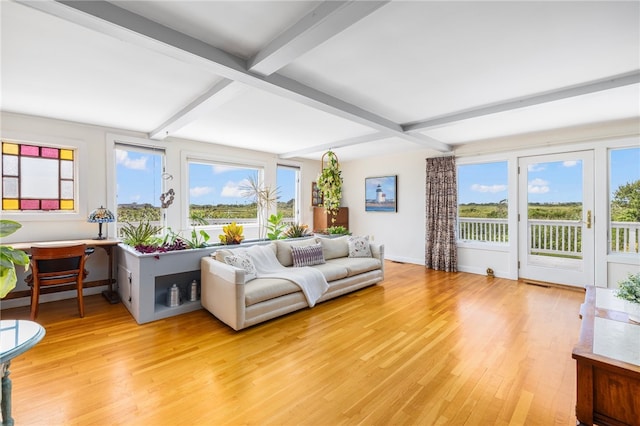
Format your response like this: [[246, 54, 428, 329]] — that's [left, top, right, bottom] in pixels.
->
[[2, 261, 585, 425]]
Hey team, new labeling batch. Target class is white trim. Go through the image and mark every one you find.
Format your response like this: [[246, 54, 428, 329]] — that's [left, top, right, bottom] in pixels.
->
[[106, 133, 168, 237], [180, 150, 268, 233]]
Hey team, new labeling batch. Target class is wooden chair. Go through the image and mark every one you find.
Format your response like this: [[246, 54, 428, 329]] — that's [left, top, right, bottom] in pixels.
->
[[28, 244, 89, 320]]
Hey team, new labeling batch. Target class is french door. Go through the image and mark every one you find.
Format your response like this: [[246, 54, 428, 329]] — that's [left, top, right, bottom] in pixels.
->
[[518, 151, 594, 287]]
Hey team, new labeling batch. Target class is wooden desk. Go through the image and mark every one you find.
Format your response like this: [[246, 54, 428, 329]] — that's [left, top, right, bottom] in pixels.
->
[[9, 239, 121, 304], [572, 286, 640, 426]]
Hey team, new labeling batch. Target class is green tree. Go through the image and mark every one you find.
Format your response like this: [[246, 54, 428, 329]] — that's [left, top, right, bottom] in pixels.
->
[[611, 179, 640, 222]]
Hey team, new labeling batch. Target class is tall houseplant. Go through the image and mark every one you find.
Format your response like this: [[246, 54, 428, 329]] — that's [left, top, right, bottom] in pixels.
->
[[317, 150, 343, 225], [0, 220, 30, 298]]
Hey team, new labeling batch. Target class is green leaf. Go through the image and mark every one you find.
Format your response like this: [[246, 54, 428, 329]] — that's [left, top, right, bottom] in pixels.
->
[[0, 220, 22, 238]]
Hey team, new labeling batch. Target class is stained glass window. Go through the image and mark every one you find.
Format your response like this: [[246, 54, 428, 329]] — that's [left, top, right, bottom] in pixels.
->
[[2, 141, 75, 211]]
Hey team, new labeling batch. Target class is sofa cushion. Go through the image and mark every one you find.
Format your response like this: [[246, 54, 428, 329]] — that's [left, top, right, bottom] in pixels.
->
[[291, 243, 325, 267], [274, 238, 318, 267], [348, 235, 372, 258], [318, 235, 349, 260], [326, 257, 382, 276], [244, 278, 301, 306], [223, 253, 257, 283], [308, 262, 349, 282]]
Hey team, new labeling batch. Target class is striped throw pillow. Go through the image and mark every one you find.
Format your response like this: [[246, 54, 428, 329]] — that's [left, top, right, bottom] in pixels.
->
[[291, 243, 325, 267]]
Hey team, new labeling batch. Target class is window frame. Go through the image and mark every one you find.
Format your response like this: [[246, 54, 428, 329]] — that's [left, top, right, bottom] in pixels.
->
[[182, 150, 268, 233], [607, 145, 640, 256], [113, 141, 167, 234], [456, 157, 510, 249], [0, 132, 88, 222], [276, 162, 301, 225]]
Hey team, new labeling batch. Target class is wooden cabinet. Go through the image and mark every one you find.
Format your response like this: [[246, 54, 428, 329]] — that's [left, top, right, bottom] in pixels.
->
[[313, 207, 348, 232], [572, 286, 640, 426]]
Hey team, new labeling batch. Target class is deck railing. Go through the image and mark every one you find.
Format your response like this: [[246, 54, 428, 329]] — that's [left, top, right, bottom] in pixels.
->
[[457, 218, 509, 243], [458, 218, 640, 255], [528, 219, 582, 257], [611, 221, 639, 254]]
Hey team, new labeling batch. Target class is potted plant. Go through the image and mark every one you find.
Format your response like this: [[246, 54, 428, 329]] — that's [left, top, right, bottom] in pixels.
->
[[0, 220, 30, 298], [615, 272, 640, 323], [219, 222, 245, 245], [316, 150, 343, 225], [284, 223, 312, 239]]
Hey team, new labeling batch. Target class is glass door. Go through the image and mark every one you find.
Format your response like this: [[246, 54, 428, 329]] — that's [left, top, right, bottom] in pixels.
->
[[518, 151, 594, 287]]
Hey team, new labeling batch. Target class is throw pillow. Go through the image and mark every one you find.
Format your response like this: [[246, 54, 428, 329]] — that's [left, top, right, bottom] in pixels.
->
[[291, 243, 326, 267], [318, 235, 349, 260], [348, 235, 372, 258], [224, 253, 257, 282]]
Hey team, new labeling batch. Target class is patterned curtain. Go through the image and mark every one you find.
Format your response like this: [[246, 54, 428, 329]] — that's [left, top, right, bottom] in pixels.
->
[[425, 156, 457, 272]]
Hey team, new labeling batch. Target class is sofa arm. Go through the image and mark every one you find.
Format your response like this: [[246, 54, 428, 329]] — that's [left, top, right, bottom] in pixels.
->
[[370, 243, 385, 275], [200, 257, 247, 330]]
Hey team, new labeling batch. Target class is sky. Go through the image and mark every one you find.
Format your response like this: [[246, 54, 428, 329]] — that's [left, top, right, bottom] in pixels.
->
[[115, 149, 296, 206], [116, 147, 639, 207], [457, 147, 639, 204]]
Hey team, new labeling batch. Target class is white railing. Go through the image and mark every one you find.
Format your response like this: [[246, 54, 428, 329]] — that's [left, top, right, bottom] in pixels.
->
[[611, 221, 639, 254], [458, 218, 509, 243], [459, 218, 640, 255], [528, 219, 582, 257]]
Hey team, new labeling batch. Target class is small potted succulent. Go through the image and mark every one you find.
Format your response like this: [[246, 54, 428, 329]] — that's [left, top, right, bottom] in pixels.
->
[[615, 272, 640, 323]]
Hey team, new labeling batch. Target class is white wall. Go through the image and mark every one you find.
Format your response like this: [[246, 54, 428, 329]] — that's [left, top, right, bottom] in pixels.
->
[[0, 111, 320, 307], [2, 111, 638, 308], [341, 148, 434, 264], [342, 118, 640, 286]]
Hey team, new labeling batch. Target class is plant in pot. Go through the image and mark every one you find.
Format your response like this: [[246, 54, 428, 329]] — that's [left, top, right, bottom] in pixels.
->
[[316, 150, 342, 225], [284, 223, 312, 239], [266, 212, 287, 240], [0, 220, 30, 298], [219, 222, 245, 245], [615, 272, 640, 323]]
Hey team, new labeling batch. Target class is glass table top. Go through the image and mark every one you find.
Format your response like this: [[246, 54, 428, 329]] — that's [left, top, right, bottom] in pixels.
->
[[0, 319, 46, 363], [592, 288, 640, 366]]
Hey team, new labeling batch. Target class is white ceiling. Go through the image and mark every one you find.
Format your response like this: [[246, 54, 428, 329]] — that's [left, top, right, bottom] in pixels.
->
[[1, 1, 638, 161]]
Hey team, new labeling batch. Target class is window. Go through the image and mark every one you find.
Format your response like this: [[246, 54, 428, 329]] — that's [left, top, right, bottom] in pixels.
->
[[115, 145, 165, 232], [457, 161, 509, 243], [2, 140, 76, 211], [609, 147, 640, 254], [277, 164, 300, 224], [188, 160, 260, 226]]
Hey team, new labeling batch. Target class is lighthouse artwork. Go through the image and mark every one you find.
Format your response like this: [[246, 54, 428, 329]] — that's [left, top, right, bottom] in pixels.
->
[[365, 175, 397, 212]]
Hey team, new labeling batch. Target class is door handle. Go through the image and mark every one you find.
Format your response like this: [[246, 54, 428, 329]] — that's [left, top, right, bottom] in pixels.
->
[[586, 210, 592, 229]]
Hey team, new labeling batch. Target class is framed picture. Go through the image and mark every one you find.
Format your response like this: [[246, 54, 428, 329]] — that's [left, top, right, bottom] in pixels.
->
[[365, 175, 397, 212], [311, 182, 323, 207]]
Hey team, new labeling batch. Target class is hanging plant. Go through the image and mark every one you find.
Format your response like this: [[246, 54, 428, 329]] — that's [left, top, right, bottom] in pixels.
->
[[317, 150, 343, 223]]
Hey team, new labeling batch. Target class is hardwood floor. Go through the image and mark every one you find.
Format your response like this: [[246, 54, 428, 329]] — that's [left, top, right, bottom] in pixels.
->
[[2, 261, 585, 425]]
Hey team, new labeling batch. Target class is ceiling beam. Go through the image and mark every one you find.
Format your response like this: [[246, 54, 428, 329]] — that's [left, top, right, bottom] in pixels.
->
[[403, 70, 640, 133], [20, 0, 452, 153], [279, 132, 387, 159], [248, 1, 388, 76], [149, 79, 246, 140]]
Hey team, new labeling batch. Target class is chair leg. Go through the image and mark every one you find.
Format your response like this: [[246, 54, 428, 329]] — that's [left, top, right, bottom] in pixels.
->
[[30, 282, 40, 320], [77, 278, 85, 318]]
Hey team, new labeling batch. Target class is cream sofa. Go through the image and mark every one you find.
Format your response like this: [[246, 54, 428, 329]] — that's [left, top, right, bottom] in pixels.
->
[[200, 236, 384, 330]]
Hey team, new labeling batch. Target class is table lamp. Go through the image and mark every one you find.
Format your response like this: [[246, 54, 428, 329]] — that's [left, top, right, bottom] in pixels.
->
[[87, 206, 115, 240]]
